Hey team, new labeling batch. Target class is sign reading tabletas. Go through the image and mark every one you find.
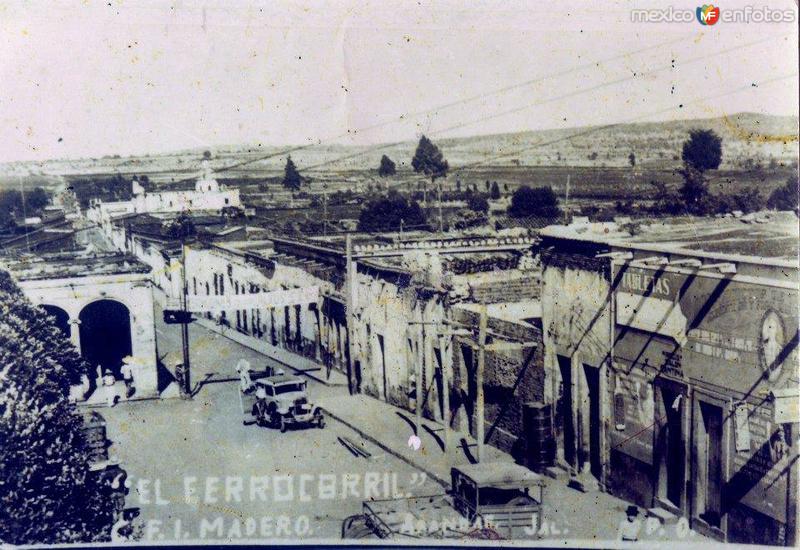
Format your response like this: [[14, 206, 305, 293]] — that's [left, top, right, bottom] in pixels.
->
[[186, 286, 319, 313]]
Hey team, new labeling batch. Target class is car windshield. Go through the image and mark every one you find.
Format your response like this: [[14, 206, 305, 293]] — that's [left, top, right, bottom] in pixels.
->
[[275, 382, 304, 395]]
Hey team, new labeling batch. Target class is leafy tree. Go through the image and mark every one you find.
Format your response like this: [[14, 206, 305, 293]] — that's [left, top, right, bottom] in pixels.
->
[[0, 190, 22, 227], [378, 155, 397, 177], [0, 270, 118, 544], [682, 129, 722, 172], [767, 176, 799, 211], [734, 188, 765, 214], [678, 164, 711, 214], [411, 135, 449, 180], [467, 194, 489, 214], [508, 186, 561, 218], [358, 190, 427, 232], [70, 175, 132, 208], [25, 187, 50, 211], [490, 181, 501, 200], [0, 188, 50, 227], [411, 135, 448, 203], [282, 156, 302, 191], [164, 212, 196, 240]]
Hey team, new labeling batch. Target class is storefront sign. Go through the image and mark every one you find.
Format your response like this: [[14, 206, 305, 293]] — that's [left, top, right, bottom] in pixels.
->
[[613, 264, 798, 395]]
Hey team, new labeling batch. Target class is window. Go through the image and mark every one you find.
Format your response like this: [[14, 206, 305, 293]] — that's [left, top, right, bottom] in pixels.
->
[[205, 282, 210, 295], [234, 281, 239, 294], [275, 382, 305, 395], [225, 198, 230, 205], [219, 277, 225, 295], [236, 311, 241, 328], [213, 274, 219, 295], [193, 277, 197, 295]]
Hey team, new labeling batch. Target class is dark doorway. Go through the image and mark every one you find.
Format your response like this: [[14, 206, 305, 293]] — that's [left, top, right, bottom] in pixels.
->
[[79, 299, 132, 378], [657, 385, 685, 509], [41, 304, 70, 338], [584, 364, 602, 479], [377, 334, 387, 400], [557, 355, 575, 467], [433, 346, 445, 421], [697, 401, 723, 527], [461, 343, 476, 427]]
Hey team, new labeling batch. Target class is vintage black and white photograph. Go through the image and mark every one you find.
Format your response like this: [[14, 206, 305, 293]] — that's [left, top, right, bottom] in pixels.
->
[[1, 0, 798, 547]]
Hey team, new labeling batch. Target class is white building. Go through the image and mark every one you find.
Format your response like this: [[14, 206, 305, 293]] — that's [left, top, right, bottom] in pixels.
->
[[2, 251, 159, 399], [87, 159, 241, 226]]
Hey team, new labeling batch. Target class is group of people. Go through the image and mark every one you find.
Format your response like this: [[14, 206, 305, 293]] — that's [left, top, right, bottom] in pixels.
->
[[68, 364, 136, 406], [101, 362, 136, 407]]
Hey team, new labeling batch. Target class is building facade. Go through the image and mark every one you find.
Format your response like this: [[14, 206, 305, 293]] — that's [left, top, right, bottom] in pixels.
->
[[539, 222, 800, 545], [2, 252, 159, 398]]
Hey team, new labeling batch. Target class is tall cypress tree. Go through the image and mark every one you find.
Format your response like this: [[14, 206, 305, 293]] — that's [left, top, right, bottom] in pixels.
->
[[282, 156, 302, 191]]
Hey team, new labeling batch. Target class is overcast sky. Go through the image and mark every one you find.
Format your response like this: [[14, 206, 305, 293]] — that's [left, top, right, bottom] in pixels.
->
[[0, 0, 797, 162]]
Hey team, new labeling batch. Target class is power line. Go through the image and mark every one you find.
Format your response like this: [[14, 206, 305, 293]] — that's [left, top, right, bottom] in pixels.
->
[[185, 33, 698, 180], [296, 33, 787, 174], [455, 71, 798, 171]]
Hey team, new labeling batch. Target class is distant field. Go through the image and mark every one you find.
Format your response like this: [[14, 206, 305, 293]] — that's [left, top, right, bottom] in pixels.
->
[[230, 165, 796, 203], [2, 112, 796, 181]]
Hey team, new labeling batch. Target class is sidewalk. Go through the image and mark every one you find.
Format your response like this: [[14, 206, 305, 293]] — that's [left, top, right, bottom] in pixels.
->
[[172, 314, 709, 544], [315, 389, 508, 487]]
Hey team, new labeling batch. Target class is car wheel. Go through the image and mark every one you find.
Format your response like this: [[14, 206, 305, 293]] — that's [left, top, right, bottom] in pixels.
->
[[317, 414, 325, 429], [279, 415, 288, 433]]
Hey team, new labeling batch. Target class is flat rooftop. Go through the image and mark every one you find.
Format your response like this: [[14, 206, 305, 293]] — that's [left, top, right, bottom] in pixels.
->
[[1, 250, 150, 281], [541, 211, 799, 263]]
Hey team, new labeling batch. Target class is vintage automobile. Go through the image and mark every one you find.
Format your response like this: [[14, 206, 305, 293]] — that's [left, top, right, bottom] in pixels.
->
[[342, 461, 544, 540], [251, 373, 325, 432]]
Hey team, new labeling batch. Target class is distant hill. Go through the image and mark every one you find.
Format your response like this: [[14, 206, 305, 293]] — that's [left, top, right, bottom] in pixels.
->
[[1, 112, 796, 188]]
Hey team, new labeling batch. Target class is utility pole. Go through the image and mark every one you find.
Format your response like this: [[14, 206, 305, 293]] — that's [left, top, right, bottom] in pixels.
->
[[344, 234, 356, 395], [180, 242, 191, 398], [415, 310, 425, 436], [438, 328, 450, 451], [476, 305, 487, 462], [322, 184, 328, 237], [437, 178, 443, 233]]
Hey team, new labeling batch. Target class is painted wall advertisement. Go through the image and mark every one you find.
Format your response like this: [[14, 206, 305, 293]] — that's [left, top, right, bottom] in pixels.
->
[[612, 264, 799, 523], [613, 265, 798, 394]]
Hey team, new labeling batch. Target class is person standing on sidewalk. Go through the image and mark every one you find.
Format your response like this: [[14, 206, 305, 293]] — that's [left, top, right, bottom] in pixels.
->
[[617, 505, 642, 542], [120, 362, 135, 398], [103, 369, 117, 407]]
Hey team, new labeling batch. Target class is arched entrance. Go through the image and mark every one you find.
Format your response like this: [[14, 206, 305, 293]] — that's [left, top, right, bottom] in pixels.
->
[[79, 299, 132, 378], [41, 304, 70, 337]]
